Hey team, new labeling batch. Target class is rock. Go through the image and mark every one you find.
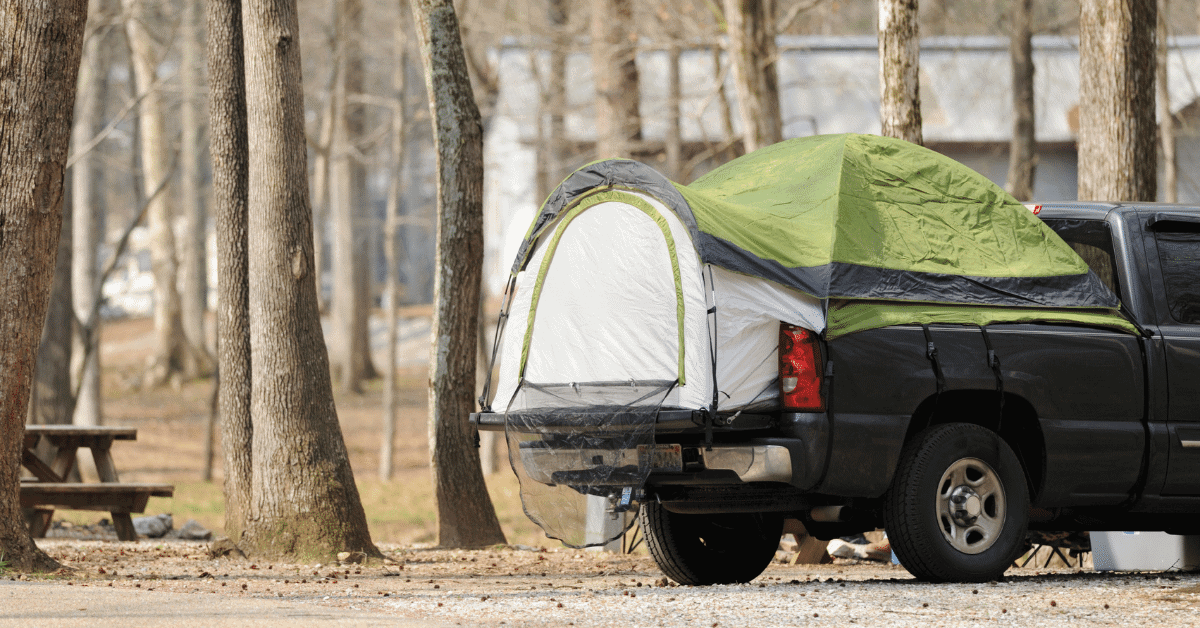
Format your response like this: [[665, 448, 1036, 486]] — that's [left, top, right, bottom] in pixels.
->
[[175, 519, 213, 541], [132, 514, 172, 538], [338, 551, 367, 564], [208, 537, 246, 559]]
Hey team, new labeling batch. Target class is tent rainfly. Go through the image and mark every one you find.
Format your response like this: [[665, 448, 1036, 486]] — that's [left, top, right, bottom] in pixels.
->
[[487, 133, 1134, 415]]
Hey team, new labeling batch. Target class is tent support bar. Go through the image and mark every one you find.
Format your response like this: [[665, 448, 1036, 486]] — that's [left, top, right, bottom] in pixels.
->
[[478, 276, 518, 413]]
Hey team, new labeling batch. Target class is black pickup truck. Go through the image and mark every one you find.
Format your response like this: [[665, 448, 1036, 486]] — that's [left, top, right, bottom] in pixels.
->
[[476, 201, 1200, 584]]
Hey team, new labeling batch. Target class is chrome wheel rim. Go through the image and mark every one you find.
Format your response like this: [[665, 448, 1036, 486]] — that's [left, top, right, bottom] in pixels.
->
[[936, 457, 1006, 555]]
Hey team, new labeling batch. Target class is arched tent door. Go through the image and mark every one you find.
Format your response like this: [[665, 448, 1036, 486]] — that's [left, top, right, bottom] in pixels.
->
[[495, 190, 710, 412]]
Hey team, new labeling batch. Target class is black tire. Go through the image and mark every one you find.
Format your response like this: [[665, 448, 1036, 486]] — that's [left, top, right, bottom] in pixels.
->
[[884, 423, 1029, 583], [638, 501, 782, 585]]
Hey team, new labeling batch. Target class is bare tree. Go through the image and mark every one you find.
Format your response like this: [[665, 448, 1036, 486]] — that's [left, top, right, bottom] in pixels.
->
[[380, 2, 410, 482], [0, 0, 88, 573], [1006, 0, 1036, 201], [239, 0, 378, 558], [663, 11, 683, 180], [535, 0, 571, 203], [330, 0, 378, 394], [1078, 0, 1157, 201], [1158, 0, 1176, 202], [591, 0, 642, 159], [879, 0, 923, 145], [123, 0, 193, 387], [208, 0, 252, 542], [179, 0, 214, 375], [724, 0, 783, 153], [412, 0, 507, 548], [310, 68, 335, 315], [72, 0, 115, 431]]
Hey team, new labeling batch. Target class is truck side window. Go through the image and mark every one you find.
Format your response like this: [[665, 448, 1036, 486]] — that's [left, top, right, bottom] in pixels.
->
[[1155, 229, 1200, 325], [1043, 218, 1120, 299]]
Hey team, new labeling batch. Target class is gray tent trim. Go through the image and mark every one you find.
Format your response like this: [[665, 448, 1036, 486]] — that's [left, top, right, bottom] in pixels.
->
[[698, 232, 1118, 308], [513, 160, 702, 274]]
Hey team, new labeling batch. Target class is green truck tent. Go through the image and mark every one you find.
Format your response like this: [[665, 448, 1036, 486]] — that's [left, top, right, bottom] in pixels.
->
[[493, 132, 1134, 413]]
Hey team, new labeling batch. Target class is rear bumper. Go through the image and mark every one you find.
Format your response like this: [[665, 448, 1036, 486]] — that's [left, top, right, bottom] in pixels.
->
[[514, 441, 795, 485], [471, 410, 833, 491]]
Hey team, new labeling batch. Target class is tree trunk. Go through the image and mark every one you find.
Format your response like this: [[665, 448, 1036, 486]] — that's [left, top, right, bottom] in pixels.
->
[[536, 0, 569, 202], [72, 0, 113, 431], [32, 187, 75, 428], [330, 0, 378, 395], [241, 0, 378, 559], [311, 84, 334, 315], [123, 0, 188, 388], [665, 40, 683, 180], [1078, 0, 1157, 201], [724, 0, 783, 153], [591, 0, 641, 159], [412, 0, 507, 549], [715, 47, 739, 161], [878, 0, 923, 145], [0, 0, 88, 573], [208, 0, 252, 543], [549, 0, 569, 183], [179, 0, 214, 376], [381, 2, 409, 482], [1006, 0, 1036, 201], [1158, 0, 1176, 203]]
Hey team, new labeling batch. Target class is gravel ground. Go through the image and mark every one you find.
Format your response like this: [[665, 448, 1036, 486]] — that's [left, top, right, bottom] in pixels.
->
[[15, 539, 1200, 627]]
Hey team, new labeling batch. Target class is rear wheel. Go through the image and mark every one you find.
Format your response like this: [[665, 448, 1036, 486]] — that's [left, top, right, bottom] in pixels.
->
[[639, 501, 782, 585], [884, 423, 1029, 583]]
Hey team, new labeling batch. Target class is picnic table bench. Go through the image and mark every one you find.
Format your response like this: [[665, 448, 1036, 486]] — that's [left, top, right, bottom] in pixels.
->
[[20, 425, 174, 541]]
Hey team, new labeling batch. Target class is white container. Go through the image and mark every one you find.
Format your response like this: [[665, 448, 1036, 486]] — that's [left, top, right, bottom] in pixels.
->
[[1091, 531, 1200, 571]]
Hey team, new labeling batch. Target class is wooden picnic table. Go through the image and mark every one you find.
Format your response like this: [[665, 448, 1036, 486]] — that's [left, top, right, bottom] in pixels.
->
[[20, 425, 174, 541]]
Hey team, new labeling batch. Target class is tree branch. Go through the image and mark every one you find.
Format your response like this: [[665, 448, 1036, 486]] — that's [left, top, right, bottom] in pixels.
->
[[72, 149, 182, 401], [777, 0, 823, 33]]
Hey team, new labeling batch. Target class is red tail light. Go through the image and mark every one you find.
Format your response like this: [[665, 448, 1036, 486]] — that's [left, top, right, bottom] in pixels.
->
[[779, 324, 825, 411]]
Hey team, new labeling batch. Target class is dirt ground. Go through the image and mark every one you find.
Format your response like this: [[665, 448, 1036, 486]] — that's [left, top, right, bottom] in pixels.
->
[[20, 319, 1200, 625], [20, 539, 1200, 628]]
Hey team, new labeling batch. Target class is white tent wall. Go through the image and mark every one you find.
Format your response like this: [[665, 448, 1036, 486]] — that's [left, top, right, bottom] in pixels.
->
[[490, 193, 826, 414], [707, 265, 825, 410], [493, 193, 711, 411]]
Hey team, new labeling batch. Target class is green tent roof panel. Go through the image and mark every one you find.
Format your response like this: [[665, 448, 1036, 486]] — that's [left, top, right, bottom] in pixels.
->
[[511, 133, 1127, 340]]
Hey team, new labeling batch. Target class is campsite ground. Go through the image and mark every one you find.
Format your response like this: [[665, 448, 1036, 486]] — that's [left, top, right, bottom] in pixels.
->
[[16, 317, 1200, 626], [17, 539, 1200, 627]]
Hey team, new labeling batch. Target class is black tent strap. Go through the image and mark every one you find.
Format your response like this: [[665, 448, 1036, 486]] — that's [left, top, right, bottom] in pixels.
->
[[921, 324, 946, 396], [979, 326, 1005, 409]]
